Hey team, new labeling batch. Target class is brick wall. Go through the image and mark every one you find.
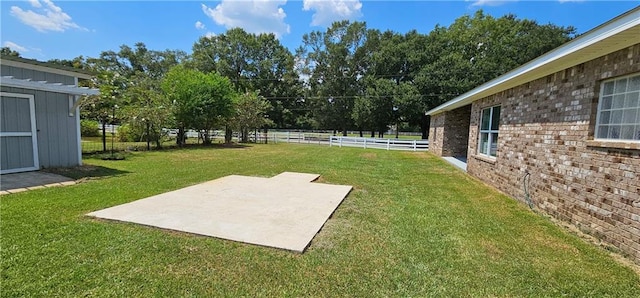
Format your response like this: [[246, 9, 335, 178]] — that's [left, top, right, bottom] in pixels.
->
[[466, 44, 640, 263], [428, 105, 471, 157], [428, 113, 445, 156]]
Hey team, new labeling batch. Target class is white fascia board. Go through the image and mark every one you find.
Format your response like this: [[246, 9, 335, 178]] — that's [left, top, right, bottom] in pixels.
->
[[0, 76, 100, 95], [426, 7, 640, 116]]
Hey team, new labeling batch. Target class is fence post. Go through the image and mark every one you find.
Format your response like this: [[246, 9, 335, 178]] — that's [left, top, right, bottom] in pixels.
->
[[387, 139, 390, 150], [339, 137, 343, 148], [364, 138, 367, 149], [298, 132, 301, 143], [330, 136, 332, 147]]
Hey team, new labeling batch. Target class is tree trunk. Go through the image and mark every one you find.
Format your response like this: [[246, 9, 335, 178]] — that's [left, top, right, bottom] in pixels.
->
[[101, 122, 107, 152], [177, 126, 185, 147], [146, 122, 151, 151], [264, 128, 268, 144], [421, 114, 430, 139], [203, 129, 212, 145], [395, 122, 399, 139], [224, 126, 232, 144], [370, 130, 375, 138], [359, 130, 363, 137]]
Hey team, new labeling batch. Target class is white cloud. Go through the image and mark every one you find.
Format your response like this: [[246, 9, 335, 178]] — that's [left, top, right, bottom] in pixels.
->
[[3, 41, 28, 52], [10, 0, 88, 33], [28, 0, 42, 8], [303, 0, 363, 26], [468, 0, 517, 7], [204, 32, 216, 39], [195, 21, 206, 30], [201, 0, 290, 38], [2, 41, 43, 58]]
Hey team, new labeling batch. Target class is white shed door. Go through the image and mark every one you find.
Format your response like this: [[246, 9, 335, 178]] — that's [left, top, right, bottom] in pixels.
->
[[0, 92, 39, 174]]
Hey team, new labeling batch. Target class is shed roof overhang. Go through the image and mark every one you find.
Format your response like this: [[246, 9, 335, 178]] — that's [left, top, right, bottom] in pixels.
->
[[426, 6, 640, 116], [1, 76, 100, 96], [0, 56, 94, 79]]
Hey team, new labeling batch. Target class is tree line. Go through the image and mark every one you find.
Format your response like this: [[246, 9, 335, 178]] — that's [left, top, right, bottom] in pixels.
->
[[2, 10, 576, 148]]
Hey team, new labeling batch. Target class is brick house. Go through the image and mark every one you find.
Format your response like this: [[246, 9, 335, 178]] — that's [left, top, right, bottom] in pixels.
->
[[426, 7, 640, 263]]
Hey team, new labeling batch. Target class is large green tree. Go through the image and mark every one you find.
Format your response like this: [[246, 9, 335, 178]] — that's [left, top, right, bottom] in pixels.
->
[[359, 29, 430, 137], [190, 29, 303, 129], [162, 65, 235, 145], [77, 42, 186, 150], [414, 10, 575, 137], [231, 92, 273, 143], [123, 73, 173, 149], [297, 21, 369, 135]]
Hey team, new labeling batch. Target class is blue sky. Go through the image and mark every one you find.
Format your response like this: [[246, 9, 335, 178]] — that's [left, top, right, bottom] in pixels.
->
[[1, 1, 638, 61]]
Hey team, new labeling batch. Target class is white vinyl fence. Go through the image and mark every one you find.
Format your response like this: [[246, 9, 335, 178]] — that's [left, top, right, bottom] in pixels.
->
[[251, 131, 332, 144], [329, 136, 429, 151], [224, 131, 429, 152]]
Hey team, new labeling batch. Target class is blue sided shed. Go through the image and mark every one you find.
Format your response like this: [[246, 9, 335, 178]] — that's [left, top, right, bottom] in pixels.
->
[[0, 56, 99, 174]]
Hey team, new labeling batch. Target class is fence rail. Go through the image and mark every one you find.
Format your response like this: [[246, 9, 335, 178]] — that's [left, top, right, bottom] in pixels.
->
[[251, 131, 332, 144], [329, 136, 429, 151], [81, 131, 428, 153]]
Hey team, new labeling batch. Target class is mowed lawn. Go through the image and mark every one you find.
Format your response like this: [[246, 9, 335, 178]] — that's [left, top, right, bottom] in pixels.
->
[[2, 144, 639, 296]]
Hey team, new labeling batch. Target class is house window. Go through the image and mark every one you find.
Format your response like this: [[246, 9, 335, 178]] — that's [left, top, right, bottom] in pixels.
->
[[478, 106, 500, 157], [595, 74, 640, 141]]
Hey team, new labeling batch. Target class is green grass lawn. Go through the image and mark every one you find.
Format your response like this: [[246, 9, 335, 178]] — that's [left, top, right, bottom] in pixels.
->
[[2, 144, 639, 296]]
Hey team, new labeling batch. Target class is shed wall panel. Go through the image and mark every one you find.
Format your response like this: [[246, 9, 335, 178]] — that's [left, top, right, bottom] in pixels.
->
[[0, 86, 80, 168], [1, 96, 32, 132], [0, 136, 34, 171]]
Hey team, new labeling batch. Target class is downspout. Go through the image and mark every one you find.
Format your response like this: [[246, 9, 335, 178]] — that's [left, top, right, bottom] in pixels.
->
[[523, 170, 533, 209]]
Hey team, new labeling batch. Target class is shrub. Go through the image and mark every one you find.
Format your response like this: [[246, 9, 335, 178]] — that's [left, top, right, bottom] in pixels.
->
[[117, 124, 144, 142], [80, 120, 100, 137]]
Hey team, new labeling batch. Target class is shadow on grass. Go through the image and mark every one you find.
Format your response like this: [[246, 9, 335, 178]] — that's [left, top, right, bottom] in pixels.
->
[[174, 143, 254, 150], [82, 142, 253, 155], [43, 165, 130, 180]]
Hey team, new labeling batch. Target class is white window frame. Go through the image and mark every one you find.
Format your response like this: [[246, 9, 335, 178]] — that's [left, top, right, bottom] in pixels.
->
[[478, 105, 500, 158], [594, 73, 640, 142]]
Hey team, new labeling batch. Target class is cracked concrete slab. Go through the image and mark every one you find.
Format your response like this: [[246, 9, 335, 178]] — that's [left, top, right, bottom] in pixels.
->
[[87, 172, 352, 252]]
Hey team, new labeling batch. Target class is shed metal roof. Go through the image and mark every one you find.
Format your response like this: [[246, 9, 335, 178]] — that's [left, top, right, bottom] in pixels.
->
[[426, 6, 640, 116], [0, 55, 94, 79]]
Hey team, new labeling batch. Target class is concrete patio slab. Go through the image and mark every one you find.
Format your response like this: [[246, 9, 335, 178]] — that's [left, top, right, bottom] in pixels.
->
[[271, 172, 320, 182], [1, 171, 75, 193], [87, 172, 352, 252]]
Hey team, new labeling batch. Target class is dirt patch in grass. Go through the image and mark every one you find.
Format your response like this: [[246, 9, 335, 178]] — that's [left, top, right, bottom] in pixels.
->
[[360, 152, 377, 159], [542, 214, 640, 275], [479, 239, 505, 260]]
